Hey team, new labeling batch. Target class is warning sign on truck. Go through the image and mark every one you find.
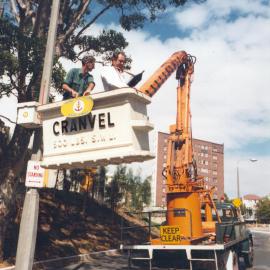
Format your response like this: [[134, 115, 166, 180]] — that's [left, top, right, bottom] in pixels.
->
[[160, 225, 181, 244]]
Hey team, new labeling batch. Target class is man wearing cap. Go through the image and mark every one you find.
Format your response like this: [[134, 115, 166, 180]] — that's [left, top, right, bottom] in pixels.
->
[[62, 55, 95, 100]]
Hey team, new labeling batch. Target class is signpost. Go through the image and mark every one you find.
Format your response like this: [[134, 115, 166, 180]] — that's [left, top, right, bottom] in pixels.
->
[[160, 225, 182, 244], [25, 161, 56, 188]]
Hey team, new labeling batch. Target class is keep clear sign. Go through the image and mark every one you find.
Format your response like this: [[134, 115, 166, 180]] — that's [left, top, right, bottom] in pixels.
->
[[160, 226, 181, 244]]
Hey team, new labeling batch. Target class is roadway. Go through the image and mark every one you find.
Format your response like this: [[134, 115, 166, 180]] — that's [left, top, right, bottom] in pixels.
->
[[48, 230, 270, 270], [250, 230, 270, 270]]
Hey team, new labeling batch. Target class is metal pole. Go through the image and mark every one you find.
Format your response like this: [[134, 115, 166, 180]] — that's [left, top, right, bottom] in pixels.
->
[[237, 165, 240, 198], [236, 159, 257, 199], [15, 1, 60, 269], [15, 189, 39, 270]]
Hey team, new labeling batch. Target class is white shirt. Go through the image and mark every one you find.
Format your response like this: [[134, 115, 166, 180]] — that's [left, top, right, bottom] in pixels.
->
[[101, 66, 131, 91]]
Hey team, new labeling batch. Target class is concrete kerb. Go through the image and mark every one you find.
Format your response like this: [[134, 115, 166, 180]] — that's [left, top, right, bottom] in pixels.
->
[[1, 249, 120, 270]]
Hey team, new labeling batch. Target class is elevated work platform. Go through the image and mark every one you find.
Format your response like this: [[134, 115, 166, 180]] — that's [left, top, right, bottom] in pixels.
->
[[35, 88, 154, 169]]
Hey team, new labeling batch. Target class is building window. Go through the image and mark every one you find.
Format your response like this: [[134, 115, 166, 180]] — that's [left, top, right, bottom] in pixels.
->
[[213, 171, 217, 175], [213, 155, 217, 160], [162, 188, 166, 193], [201, 168, 208, 173], [213, 148, 218, 152], [203, 160, 208, 165]]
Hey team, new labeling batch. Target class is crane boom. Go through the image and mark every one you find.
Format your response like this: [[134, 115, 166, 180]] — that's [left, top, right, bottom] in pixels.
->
[[139, 51, 190, 97]]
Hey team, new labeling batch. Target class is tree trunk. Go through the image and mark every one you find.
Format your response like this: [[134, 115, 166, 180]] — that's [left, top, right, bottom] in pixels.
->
[[0, 168, 20, 261], [0, 125, 32, 261]]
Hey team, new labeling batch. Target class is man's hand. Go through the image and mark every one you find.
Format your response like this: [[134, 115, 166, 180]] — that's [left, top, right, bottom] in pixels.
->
[[71, 90, 79, 98], [83, 90, 91, 96]]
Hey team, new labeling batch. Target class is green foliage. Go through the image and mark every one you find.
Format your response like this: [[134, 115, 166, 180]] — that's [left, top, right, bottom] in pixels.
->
[[105, 165, 151, 211], [91, 166, 107, 201], [223, 193, 232, 203], [105, 166, 125, 210], [256, 197, 270, 224]]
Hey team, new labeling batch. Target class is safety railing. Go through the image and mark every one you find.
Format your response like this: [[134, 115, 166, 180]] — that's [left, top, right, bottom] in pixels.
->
[[120, 208, 193, 245]]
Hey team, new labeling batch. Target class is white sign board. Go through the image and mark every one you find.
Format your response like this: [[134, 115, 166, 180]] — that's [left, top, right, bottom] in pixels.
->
[[38, 88, 154, 169], [25, 160, 57, 188], [26, 161, 46, 188]]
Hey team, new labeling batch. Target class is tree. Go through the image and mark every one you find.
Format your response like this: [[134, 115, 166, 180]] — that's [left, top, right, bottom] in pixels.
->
[[108, 166, 151, 211], [0, 0, 202, 260], [140, 176, 151, 206], [256, 197, 270, 224], [223, 193, 232, 203], [90, 166, 106, 202], [105, 165, 127, 211]]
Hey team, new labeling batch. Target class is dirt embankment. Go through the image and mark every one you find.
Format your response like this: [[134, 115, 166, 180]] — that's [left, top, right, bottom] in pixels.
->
[[4, 190, 148, 265]]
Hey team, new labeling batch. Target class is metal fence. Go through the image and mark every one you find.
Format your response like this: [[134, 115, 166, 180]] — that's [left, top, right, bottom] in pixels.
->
[[120, 210, 167, 245]]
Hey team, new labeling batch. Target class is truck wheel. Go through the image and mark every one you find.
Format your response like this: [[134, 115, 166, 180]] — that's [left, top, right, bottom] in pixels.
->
[[243, 238, 254, 267]]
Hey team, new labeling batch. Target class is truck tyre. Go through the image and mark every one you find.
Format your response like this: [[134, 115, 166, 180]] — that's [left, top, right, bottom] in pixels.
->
[[243, 238, 254, 267]]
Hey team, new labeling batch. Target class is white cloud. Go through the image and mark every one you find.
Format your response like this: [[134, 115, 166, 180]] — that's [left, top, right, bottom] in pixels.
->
[[174, 5, 209, 29], [224, 155, 270, 198]]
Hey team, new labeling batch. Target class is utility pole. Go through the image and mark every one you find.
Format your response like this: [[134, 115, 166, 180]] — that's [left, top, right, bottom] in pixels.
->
[[15, 1, 60, 269]]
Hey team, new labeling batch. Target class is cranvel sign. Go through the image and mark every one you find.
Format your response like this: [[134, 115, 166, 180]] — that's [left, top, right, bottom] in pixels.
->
[[38, 88, 154, 169]]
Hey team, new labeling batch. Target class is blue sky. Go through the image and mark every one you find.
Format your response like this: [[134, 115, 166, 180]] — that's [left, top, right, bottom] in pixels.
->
[[1, 0, 270, 198]]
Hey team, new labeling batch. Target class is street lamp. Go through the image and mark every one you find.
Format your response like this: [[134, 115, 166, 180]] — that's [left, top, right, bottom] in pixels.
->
[[236, 158, 258, 198]]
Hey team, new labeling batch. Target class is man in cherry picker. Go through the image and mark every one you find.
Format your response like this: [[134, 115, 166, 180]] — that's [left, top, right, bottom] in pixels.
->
[[62, 55, 96, 100]]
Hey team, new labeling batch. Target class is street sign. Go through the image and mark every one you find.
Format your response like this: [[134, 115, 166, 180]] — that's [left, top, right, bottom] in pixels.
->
[[25, 160, 56, 188], [39, 88, 154, 169], [232, 198, 242, 208], [160, 225, 181, 244]]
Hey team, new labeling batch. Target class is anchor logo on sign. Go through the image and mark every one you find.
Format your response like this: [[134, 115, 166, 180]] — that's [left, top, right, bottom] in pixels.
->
[[73, 99, 85, 114]]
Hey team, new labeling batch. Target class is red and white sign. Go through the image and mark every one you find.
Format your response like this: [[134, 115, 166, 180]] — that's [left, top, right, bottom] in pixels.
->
[[25, 161, 47, 188]]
